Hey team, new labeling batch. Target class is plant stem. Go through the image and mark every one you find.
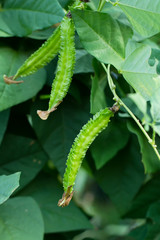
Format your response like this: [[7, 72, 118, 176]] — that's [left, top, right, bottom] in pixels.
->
[[102, 63, 160, 161], [97, 0, 106, 11], [152, 122, 156, 144], [106, 0, 119, 6]]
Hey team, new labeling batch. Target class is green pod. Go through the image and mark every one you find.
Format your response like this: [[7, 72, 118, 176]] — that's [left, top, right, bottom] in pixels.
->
[[13, 26, 61, 80], [49, 16, 75, 110], [58, 107, 114, 207], [37, 15, 75, 120]]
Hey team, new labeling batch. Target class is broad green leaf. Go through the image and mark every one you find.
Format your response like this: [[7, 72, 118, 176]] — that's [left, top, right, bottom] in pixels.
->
[[91, 120, 129, 169], [0, 47, 46, 111], [96, 138, 145, 215], [126, 174, 160, 218], [0, 172, 20, 205], [20, 173, 92, 233], [127, 121, 160, 173], [0, 109, 10, 144], [74, 49, 93, 74], [0, 134, 48, 190], [121, 45, 160, 100], [72, 9, 132, 69], [0, 0, 64, 36], [31, 97, 90, 175], [118, 0, 160, 37], [0, 197, 44, 240]]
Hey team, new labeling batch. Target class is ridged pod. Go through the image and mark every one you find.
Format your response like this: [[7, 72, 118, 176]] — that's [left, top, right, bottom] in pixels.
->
[[13, 26, 61, 80], [37, 15, 75, 120], [58, 107, 114, 207]]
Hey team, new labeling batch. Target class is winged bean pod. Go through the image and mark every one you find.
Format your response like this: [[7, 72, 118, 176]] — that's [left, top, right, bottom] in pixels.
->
[[37, 15, 75, 120], [58, 107, 114, 207], [13, 27, 61, 80]]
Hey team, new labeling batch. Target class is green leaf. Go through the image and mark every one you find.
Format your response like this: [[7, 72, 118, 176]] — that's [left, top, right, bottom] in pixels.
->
[[127, 93, 147, 118], [126, 174, 160, 218], [91, 120, 129, 169], [72, 9, 132, 69], [124, 93, 151, 126], [0, 109, 10, 145], [0, 172, 20, 205], [20, 173, 92, 233], [74, 49, 93, 74], [148, 48, 160, 75], [0, 197, 44, 240], [129, 225, 148, 240], [150, 88, 160, 123], [58, 0, 71, 8], [31, 97, 90, 175], [96, 138, 145, 215], [0, 0, 64, 36], [90, 73, 107, 114], [130, 200, 160, 239], [0, 47, 46, 111], [127, 121, 160, 173], [146, 200, 160, 239], [121, 45, 160, 100], [118, 0, 160, 37], [0, 134, 48, 190]]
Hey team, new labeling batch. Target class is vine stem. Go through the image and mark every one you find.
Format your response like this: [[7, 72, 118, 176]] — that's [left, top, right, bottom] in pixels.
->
[[101, 63, 160, 161], [106, 0, 119, 6]]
